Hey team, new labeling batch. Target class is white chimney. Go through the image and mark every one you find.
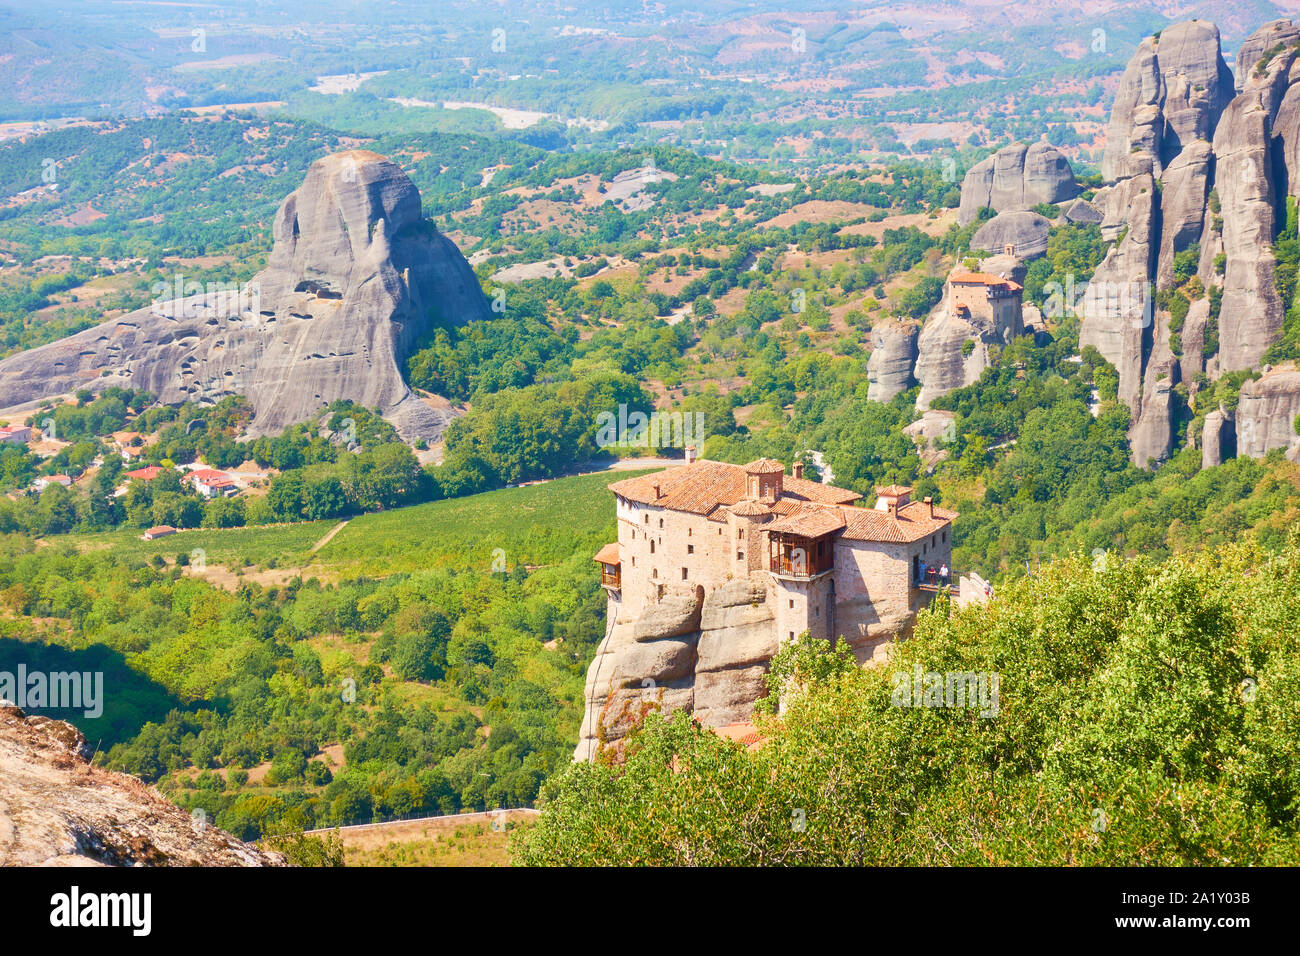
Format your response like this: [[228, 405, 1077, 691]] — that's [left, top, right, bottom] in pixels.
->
[[685, 445, 696, 465]]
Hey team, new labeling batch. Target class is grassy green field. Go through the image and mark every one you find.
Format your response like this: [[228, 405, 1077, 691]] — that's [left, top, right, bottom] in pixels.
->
[[66, 470, 651, 578], [342, 820, 532, 867], [69, 519, 334, 568], [315, 471, 641, 576]]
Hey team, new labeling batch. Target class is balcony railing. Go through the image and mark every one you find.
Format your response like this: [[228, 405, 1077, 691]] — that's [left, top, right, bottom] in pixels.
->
[[914, 568, 959, 591], [600, 567, 621, 589]]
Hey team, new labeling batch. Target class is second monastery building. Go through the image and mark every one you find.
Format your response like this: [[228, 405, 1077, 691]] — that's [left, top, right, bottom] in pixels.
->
[[595, 455, 957, 650]]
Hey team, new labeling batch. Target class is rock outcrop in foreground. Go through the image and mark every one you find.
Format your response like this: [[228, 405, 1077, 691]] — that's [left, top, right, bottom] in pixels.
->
[[0, 151, 490, 440], [0, 706, 283, 866]]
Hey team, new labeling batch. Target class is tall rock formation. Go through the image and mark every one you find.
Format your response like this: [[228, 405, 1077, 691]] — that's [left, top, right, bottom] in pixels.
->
[[0, 151, 491, 440], [847, 18, 1300, 475], [866, 320, 918, 402], [970, 210, 1052, 258], [1202, 406, 1234, 467], [958, 141, 1080, 225], [1081, 18, 1300, 467], [1213, 24, 1295, 372]]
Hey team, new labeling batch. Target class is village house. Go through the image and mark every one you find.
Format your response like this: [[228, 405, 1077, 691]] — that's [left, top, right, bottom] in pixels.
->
[[112, 431, 145, 461], [0, 425, 32, 445], [595, 457, 957, 649], [188, 468, 238, 498], [32, 474, 72, 491], [142, 526, 177, 541]]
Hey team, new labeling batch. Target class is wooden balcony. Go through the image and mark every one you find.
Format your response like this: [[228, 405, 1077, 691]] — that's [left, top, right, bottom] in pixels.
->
[[768, 532, 833, 578], [593, 542, 621, 592]]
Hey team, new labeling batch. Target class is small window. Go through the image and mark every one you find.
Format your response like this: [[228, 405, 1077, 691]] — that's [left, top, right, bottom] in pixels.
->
[[644, 514, 649, 524], [737, 550, 744, 560], [688, 527, 692, 537], [631, 556, 636, 566], [943, 530, 947, 543], [659, 518, 664, 529], [738, 529, 744, 540], [687, 544, 694, 554], [652, 568, 658, 578], [650, 540, 655, 554], [682, 568, 688, 580], [789, 631, 794, 640], [789, 599, 794, 609]]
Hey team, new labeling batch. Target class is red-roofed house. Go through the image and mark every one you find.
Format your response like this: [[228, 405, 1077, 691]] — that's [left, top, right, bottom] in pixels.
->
[[0, 425, 32, 445], [33, 474, 72, 491], [188, 469, 238, 498], [126, 466, 166, 482]]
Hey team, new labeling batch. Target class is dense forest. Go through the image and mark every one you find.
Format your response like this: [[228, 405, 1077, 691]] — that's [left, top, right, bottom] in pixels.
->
[[520, 536, 1300, 865], [0, 473, 620, 840]]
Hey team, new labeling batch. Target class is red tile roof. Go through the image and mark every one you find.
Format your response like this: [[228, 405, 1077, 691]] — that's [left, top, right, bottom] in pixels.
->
[[951, 271, 1023, 291], [189, 469, 229, 482], [743, 458, 785, 474], [609, 460, 860, 516], [716, 722, 766, 749], [126, 466, 165, 481], [837, 500, 958, 544], [607, 461, 954, 544], [593, 542, 620, 565], [767, 506, 847, 538]]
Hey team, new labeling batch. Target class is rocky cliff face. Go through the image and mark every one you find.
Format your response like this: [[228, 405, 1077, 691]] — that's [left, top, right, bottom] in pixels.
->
[[866, 320, 918, 402], [0, 705, 283, 866], [0, 151, 490, 440], [970, 210, 1052, 258], [575, 580, 778, 760], [1235, 367, 1300, 458], [575, 571, 917, 760], [1079, 19, 1300, 467], [915, 307, 995, 410], [958, 142, 1079, 225]]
